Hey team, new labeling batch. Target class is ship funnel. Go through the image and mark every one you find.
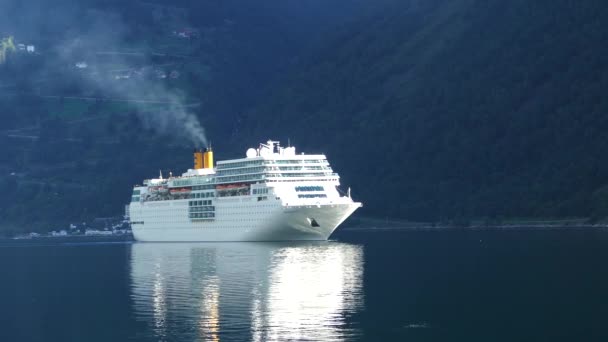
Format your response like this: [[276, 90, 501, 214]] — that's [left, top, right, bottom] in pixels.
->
[[194, 149, 204, 169], [203, 147, 214, 169]]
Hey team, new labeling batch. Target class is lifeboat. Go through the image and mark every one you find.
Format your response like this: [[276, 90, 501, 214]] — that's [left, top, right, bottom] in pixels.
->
[[216, 183, 248, 190], [169, 187, 192, 194]]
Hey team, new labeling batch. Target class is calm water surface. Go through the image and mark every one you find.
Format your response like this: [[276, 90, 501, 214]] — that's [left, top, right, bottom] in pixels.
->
[[2, 229, 608, 341]]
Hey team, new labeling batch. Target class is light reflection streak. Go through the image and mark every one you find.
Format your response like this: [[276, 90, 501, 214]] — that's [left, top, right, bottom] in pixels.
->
[[130, 242, 363, 341], [198, 275, 220, 342], [254, 245, 364, 341], [152, 264, 166, 336]]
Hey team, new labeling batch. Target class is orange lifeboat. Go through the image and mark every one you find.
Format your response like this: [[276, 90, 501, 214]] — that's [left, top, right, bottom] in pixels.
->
[[169, 187, 192, 194]]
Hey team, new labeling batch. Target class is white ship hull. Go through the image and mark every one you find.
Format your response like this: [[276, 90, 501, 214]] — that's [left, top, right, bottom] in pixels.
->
[[128, 140, 362, 242], [130, 198, 360, 242]]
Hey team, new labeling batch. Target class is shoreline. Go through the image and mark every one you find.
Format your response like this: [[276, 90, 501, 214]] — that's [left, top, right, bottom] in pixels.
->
[[344, 216, 608, 231], [341, 224, 608, 232], [3, 223, 608, 243], [0, 234, 134, 244]]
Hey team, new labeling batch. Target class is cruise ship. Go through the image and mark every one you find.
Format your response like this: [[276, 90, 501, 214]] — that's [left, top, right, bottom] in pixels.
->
[[128, 140, 362, 241]]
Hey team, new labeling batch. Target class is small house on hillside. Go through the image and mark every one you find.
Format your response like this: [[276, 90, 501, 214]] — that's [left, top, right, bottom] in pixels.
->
[[173, 28, 198, 38]]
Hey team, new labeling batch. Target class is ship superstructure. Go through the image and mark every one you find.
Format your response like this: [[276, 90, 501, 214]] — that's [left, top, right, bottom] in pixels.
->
[[129, 140, 361, 241]]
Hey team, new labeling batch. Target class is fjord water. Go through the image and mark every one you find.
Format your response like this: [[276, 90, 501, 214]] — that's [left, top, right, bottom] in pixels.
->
[[2, 229, 608, 341]]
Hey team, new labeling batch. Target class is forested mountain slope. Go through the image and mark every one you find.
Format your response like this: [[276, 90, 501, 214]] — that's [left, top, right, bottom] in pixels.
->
[[0, 0, 372, 233], [242, 0, 608, 221], [3, 0, 608, 233]]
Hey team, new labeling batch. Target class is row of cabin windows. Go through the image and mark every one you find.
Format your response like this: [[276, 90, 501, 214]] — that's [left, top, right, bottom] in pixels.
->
[[190, 200, 213, 206], [216, 166, 265, 176], [216, 174, 264, 183], [173, 178, 213, 187], [298, 194, 327, 199], [217, 166, 330, 177], [131, 196, 140, 202], [216, 172, 330, 182], [252, 188, 270, 195], [192, 185, 215, 190], [190, 206, 215, 212], [273, 159, 326, 164], [268, 172, 334, 178], [190, 192, 215, 199], [189, 212, 215, 219], [216, 172, 336, 183], [132, 190, 141, 195], [216, 160, 265, 169], [217, 159, 327, 169], [295, 186, 324, 192], [273, 166, 328, 171]]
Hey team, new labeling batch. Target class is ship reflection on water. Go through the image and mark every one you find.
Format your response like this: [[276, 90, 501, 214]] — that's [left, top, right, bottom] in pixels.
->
[[130, 241, 364, 341]]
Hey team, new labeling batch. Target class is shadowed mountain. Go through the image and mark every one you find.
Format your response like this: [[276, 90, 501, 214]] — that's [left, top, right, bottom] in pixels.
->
[[241, 0, 608, 221], [0, 0, 373, 233], [3, 0, 608, 232]]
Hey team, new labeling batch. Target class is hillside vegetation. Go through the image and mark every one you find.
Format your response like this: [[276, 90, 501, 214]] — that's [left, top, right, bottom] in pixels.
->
[[0, 0, 370, 234], [242, 0, 608, 222], [2, 0, 608, 233]]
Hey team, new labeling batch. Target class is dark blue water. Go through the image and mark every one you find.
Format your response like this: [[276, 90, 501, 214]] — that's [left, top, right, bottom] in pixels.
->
[[2, 229, 608, 341]]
